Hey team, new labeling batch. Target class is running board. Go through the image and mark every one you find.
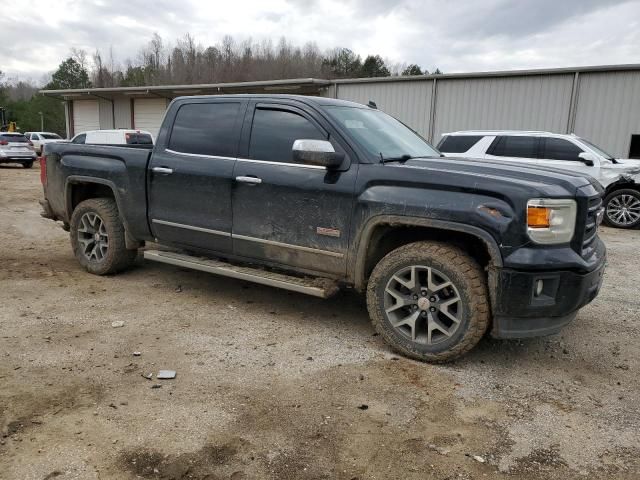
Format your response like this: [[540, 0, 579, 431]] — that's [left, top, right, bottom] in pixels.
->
[[143, 250, 339, 298]]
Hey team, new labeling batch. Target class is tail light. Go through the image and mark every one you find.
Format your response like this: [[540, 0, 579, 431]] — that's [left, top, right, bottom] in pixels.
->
[[0, 140, 8, 146], [40, 155, 47, 186]]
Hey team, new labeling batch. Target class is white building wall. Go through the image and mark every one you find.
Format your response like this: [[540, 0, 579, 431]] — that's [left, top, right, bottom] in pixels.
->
[[336, 80, 432, 139], [432, 74, 575, 142], [573, 71, 640, 158]]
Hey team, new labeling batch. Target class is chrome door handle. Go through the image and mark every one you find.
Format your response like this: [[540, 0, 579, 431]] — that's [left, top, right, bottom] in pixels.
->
[[235, 176, 262, 185], [152, 167, 173, 174]]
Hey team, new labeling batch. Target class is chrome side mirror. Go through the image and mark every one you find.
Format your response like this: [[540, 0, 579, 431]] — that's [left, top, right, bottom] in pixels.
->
[[292, 139, 344, 169]]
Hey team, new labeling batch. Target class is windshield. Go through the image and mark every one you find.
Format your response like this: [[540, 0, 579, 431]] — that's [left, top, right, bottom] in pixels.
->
[[324, 106, 440, 161], [579, 137, 615, 160], [41, 133, 61, 140]]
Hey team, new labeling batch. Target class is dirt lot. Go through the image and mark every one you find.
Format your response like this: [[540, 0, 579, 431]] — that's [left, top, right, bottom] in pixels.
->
[[1, 164, 639, 480]]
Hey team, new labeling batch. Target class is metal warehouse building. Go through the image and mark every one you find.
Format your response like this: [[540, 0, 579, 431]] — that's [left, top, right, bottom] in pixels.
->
[[42, 64, 640, 158]]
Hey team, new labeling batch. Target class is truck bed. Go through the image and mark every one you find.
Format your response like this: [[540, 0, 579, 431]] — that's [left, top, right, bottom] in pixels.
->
[[42, 143, 153, 241]]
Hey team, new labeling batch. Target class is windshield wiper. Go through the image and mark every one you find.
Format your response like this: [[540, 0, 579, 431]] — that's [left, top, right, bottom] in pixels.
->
[[379, 153, 414, 164]]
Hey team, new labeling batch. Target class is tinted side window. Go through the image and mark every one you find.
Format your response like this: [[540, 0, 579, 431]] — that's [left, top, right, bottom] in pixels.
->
[[249, 108, 325, 163], [489, 136, 538, 159], [168, 102, 241, 157], [31, 134, 40, 140], [437, 135, 483, 153], [542, 137, 583, 161], [72, 134, 86, 144]]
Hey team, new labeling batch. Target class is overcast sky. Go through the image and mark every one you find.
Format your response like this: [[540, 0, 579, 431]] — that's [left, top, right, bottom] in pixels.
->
[[2, 0, 640, 82]]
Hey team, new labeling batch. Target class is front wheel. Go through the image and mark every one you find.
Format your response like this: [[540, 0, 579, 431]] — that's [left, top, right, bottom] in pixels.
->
[[70, 198, 138, 275], [603, 189, 640, 229], [366, 241, 489, 362]]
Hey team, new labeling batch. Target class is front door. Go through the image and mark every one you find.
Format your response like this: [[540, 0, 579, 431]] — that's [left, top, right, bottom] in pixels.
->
[[148, 99, 246, 253], [231, 102, 357, 276], [537, 136, 596, 178]]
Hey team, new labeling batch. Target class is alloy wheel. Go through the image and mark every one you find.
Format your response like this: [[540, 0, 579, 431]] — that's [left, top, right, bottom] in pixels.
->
[[384, 265, 462, 345], [606, 193, 640, 227], [77, 212, 109, 261]]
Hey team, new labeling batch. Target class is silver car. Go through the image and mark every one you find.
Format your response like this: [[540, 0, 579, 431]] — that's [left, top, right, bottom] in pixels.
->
[[0, 133, 37, 168]]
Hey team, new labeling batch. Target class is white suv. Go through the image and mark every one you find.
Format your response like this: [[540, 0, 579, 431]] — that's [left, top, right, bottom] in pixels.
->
[[24, 132, 64, 155], [438, 131, 640, 229]]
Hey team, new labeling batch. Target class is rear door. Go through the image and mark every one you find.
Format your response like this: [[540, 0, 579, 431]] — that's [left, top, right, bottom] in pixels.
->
[[148, 98, 247, 254], [231, 101, 357, 276], [484, 135, 541, 166]]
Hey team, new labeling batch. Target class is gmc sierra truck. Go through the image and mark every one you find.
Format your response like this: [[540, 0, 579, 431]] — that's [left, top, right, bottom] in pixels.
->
[[40, 95, 606, 362]]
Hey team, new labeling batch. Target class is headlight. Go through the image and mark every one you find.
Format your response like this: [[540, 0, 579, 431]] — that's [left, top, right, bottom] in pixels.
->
[[527, 199, 577, 244]]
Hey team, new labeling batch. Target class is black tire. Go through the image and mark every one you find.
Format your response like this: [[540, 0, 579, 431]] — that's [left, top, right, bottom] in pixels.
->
[[70, 198, 138, 275], [366, 241, 489, 363], [23, 161, 33, 168], [603, 189, 640, 229]]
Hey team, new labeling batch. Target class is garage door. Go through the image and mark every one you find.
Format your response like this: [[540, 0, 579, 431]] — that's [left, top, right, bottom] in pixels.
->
[[73, 100, 99, 135], [133, 98, 168, 139]]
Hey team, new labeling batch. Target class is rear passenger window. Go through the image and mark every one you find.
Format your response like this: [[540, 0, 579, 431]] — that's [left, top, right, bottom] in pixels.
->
[[437, 135, 483, 153], [249, 108, 325, 163], [168, 102, 241, 157], [489, 136, 538, 159], [542, 137, 583, 161]]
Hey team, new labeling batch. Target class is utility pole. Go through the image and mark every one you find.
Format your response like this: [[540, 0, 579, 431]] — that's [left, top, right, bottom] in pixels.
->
[[38, 111, 44, 131]]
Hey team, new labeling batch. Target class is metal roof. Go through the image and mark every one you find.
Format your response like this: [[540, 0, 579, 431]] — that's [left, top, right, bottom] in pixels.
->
[[333, 63, 640, 84], [41, 78, 332, 99], [39, 63, 640, 99]]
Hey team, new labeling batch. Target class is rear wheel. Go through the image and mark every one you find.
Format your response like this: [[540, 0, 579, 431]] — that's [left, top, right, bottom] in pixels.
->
[[23, 161, 33, 168], [70, 198, 138, 275], [603, 189, 640, 229], [366, 241, 489, 362]]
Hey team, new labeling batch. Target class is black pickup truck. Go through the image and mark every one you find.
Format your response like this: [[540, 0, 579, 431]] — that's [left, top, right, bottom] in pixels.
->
[[40, 94, 606, 361]]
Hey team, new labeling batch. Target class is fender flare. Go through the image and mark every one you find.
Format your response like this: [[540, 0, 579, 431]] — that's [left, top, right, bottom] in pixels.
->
[[352, 214, 503, 290], [64, 176, 139, 248]]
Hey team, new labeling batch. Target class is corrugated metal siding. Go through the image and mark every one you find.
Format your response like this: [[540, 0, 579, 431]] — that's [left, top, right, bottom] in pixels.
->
[[433, 74, 574, 141], [336, 80, 432, 138], [98, 99, 114, 129], [113, 97, 132, 129], [573, 71, 640, 158], [320, 84, 336, 98]]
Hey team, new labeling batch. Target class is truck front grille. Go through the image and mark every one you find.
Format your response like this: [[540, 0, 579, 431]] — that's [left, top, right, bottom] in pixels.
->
[[581, 196, 602, 259]]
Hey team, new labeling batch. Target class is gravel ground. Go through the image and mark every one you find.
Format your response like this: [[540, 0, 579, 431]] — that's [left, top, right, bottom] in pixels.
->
[[1, 164, 639, 480]]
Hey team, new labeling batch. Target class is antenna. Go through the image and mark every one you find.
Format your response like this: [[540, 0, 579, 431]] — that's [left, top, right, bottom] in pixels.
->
[[367, 100, 377, 109]]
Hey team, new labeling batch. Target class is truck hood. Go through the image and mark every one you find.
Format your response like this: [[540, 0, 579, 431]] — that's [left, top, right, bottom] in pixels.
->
[[395, 156, 597, 196]]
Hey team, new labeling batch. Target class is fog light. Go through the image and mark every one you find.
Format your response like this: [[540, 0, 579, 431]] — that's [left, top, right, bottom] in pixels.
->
[[535, 279, 544, 297]]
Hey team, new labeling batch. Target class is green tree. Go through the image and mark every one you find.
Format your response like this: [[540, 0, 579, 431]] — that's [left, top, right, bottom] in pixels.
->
[[323, 48, 362, 77], [46, 58, 92, 89], [432, 68, 443, 75], [361, 55, 390, 77], [402, 64, 424, 76]]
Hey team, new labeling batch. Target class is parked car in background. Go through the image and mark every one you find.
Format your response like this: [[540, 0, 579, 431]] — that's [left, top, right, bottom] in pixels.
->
[[438, 131, 640, 229], [40, 95, 606, 362], [23, 132, 64, 155], [0, 132, 37, 168], [70, 129, 154, 146]]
